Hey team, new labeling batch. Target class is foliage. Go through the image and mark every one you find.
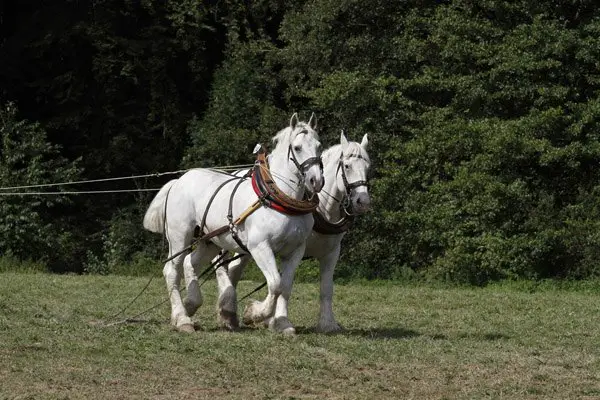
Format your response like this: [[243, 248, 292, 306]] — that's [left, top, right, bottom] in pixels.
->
[[0, 0, 224, 272], [0, 103, 81, 269], [83, 203, 165, 276], [0, 256, 46, 273], [2, 1, 600, 282], [270, 0, 600, 283], [183, 40, 287, 168]]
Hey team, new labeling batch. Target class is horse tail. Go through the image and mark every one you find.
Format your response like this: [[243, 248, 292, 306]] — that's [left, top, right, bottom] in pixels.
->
[[143, 179, 177, 233]]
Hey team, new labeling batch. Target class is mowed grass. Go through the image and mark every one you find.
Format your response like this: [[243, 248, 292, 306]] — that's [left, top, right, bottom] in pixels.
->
[[1, 273, 599, 399]]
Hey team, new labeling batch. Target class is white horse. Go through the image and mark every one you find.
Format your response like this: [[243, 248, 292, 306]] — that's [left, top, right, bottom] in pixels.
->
[[143, 113, 324, 334], [215, 131, 371, 333]]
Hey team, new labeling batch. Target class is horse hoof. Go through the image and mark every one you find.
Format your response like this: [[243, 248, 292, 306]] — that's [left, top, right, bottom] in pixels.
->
[[282, 327, 296, 337], [219, 310, 240, 332], [177, 323, 195, 333], [242, 314, 256, 327], [242, 301, 261, 326], [269, 316, 295, 335], [316, 323, 345, 334]]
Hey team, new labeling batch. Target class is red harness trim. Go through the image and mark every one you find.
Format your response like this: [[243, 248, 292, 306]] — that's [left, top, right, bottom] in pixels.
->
[[251, 169, 313, 215]]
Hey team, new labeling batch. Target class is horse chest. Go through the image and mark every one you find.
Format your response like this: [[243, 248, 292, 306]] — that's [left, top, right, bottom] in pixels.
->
[[254, 216, 309, 253], [305, 232, 344, 258], [277, 219, 309, 241]]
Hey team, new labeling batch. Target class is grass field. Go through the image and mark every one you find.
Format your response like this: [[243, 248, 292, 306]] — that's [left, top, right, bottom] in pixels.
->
[[1, 272, 599, 399]]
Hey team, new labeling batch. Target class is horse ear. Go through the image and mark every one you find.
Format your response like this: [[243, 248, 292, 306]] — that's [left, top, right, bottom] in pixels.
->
[[340, 130, 349, 148], [308, 112, 317, 130], [361, 133, 369, 149], [290, 113, 299, 129]]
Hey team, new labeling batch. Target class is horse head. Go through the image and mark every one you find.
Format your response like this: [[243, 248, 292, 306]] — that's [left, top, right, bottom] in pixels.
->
[[272, 113, 324, 195], [337, 131, 371, 214]]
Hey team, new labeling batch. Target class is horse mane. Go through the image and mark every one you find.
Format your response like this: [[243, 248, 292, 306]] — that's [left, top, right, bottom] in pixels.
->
[[271, 122, 319, 151], [322, 141, 370, 167]]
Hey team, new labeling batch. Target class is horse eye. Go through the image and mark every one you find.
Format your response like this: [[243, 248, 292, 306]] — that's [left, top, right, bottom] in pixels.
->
[[294, 145, 302, 152], [344, 164, 350, 169]]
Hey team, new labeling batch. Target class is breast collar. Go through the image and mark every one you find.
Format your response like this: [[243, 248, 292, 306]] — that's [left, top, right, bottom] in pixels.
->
[[251, 147, 319, 215]]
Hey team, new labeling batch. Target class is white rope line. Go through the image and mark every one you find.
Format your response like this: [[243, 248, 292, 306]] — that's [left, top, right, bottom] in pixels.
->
[[0, 188, 162, 196], [0, 170, 188, 191], [0, 164, 254, 192], [208, 164, 254, 170]]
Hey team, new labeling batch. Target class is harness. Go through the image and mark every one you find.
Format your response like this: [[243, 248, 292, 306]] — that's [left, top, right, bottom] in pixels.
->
[[194, 169, 257, 254], [251, 146, 320, 215], [312, 152, 369, 235], [312, 210, 355, 235], [164, 143, 321, 263]]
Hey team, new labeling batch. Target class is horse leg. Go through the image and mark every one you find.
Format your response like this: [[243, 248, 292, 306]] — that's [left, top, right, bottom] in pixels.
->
[[215, 253, 250, 331], [227, 254, 250, 288], [163, 252, 195, 333], [181, 242, 219, 320], [316, 247, 344, 333], [242, 242, 281, 326], [181, 249, 202, 318], [268, 245, 306, 336]]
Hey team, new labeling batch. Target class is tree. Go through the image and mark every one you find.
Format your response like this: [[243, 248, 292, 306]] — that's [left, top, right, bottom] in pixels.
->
[[216, 0, 600, 282], [0, 103, 81, 270], [183, 0, 305, 167], [0, 0, 228, 271]]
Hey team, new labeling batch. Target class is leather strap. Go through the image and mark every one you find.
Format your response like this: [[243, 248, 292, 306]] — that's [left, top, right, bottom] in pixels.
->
[[312, 211, 354, 235], [251, 148, 319, 215]]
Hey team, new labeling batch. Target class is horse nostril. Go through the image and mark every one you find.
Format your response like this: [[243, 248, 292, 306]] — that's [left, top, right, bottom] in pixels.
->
[[356, 194, 371, 210], [310, 177, 316, 187]]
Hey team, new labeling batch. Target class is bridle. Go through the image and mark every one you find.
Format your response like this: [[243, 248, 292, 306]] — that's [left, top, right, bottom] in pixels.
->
[[287, 143, 323, 178], [336, 152, 369, 215], [311, 151, 369, 235]]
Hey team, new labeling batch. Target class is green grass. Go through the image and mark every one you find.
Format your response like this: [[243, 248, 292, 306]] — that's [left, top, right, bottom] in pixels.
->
[[1, 272, 599, 399], [0, 256, 47, 273]]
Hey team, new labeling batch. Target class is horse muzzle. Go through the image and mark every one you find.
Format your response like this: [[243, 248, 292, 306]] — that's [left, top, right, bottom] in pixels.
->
[[352, 192, 371, 214], [305, 165, 324, 194]]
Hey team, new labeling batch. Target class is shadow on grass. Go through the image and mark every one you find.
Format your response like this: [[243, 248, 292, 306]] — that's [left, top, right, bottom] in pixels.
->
[[296, 327, 509, 341], [97, 320, 510, 343], [420, 331, 510, 341], [200, 325, 261, 333], [199, 323, 421, 339], [457, 332, 511, 341], [295, 326, 421, 339], [88, 317, 167, 328]]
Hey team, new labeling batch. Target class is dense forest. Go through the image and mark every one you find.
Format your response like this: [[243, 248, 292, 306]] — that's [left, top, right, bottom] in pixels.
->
[[1, 0, 599, 284]]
